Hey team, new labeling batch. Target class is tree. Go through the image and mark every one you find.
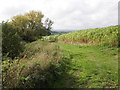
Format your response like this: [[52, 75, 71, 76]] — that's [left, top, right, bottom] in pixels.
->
[[44, 18, 53, 35], [2, 22, 24, 59], [25, 10, 44, 30], [11, 10, 53, 42]]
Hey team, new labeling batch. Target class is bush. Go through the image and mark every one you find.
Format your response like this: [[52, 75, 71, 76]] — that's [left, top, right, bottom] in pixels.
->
[[22, 29, 39, 42], [2, 22, 24, 59], [3, 41, 63, 88]]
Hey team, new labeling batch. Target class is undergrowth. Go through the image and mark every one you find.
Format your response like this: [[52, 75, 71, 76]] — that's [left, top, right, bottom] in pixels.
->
[[2, 41, 64, 88]]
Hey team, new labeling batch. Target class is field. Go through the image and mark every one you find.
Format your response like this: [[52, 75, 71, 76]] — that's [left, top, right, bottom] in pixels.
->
[[41, 25, 119, 88], [54, 42, 118, 88], [42, 25, 118, 46], [2, 25, 119, 88], [3, 41, 118, 88]]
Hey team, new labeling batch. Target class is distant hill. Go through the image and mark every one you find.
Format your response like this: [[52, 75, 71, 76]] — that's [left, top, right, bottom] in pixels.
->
[[51, 30, 73, 35]]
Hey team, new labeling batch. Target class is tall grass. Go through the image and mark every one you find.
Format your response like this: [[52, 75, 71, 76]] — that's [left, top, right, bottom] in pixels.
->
[[2, 41, 63, 88]]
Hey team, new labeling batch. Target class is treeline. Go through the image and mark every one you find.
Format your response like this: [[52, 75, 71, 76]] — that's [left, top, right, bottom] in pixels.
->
[[2, 10, 53, 59]]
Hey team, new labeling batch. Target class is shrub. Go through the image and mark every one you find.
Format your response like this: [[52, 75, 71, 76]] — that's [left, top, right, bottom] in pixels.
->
[[3, 41, 63, 88], [2, 22, 24, 59]]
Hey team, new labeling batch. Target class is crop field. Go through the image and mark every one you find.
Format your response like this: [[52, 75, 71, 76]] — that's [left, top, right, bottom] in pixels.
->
[[42, 25, 118, 46]]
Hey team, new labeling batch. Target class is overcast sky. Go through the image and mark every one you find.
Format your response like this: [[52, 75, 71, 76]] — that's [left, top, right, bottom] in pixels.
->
[[0, 0, 119, 31]]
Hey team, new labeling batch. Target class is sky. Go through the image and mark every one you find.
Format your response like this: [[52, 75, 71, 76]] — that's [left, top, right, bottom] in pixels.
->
[[0, 0, 119, 31]]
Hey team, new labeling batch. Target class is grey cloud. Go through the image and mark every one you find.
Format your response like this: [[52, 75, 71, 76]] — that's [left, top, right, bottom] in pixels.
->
[[53, 0, 118, 30], [1, 5, 31, 21], [0, 0, 119, 30]]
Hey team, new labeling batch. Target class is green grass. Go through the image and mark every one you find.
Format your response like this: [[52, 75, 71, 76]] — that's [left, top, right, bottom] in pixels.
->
[[53, 42, 118, 88], [41, 26, 118, 88], [2, 40, 118, 88]]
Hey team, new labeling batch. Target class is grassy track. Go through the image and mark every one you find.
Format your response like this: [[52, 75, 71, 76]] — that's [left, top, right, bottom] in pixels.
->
[[2, 40, 118, 88], [54, 42, 118, 88]]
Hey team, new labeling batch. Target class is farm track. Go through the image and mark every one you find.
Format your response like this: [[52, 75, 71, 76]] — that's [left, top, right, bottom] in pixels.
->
[[53, 42, 118, 88]]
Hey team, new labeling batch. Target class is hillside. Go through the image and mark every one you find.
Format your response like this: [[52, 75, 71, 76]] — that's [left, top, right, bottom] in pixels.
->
[[43, 25, 118, 46]]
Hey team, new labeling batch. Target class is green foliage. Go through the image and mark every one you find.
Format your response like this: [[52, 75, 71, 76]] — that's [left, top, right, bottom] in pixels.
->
[[3, 41, 63, 88], [42, 34, 60, 42], [11, 10, 53, 42], [2, 22, 24, 59], [0, 23, 2, 60], [21, 28, 41, 42]]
